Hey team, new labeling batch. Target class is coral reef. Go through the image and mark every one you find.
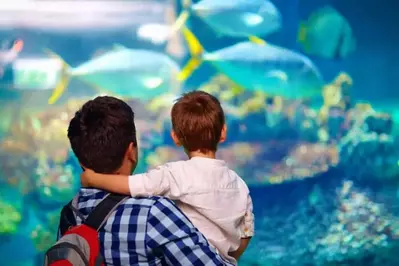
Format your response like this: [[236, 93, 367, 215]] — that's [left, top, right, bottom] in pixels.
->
[[196, 73, 399, 265], [34, 159, 77, 206], [316, 180, 399, 263], [240, 180, 338, 265], [0, 72, 398, 265], [0, 199, 21, 235], [319, 72, 352, 126], [241, 180, 399, 266], [145, 142, 263, 171], [30, 224, 54, 253], [0, 151, 37, 195], [338, 104, 399, 182], [255, 141, 339, 185], [0, 99, 85, 160], [197, 73, 399, 186]]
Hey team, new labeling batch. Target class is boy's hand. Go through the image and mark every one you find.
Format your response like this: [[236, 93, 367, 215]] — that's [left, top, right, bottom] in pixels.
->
[[81, 169, 95, 187]]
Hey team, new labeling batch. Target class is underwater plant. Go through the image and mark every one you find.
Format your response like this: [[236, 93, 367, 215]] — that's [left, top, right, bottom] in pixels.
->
[[30, 224, 54, 252], [0, 199, 21, 235]]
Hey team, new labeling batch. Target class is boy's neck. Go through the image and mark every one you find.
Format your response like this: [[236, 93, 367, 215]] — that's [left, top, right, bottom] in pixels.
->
[[188, 150, 216, 159]]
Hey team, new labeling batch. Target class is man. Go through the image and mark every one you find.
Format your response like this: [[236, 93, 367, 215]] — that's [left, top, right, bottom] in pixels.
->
[[62, 96, 232, 265]]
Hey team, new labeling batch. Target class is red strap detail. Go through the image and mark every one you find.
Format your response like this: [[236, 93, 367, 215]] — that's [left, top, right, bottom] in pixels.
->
[[50, 260, 73, 266]]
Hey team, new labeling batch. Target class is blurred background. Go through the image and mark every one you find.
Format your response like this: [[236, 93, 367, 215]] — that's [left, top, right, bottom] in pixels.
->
[[0, 0, 399, 265]]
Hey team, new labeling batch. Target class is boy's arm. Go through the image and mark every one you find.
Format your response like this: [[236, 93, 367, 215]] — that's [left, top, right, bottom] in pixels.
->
[[228, 237, 252, 260], [81, 169, 131, 195], [82, 164, 184, 199]]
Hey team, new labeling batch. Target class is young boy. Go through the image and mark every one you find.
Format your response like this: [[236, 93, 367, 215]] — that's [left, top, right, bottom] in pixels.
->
[[81, 91, 254, 264]]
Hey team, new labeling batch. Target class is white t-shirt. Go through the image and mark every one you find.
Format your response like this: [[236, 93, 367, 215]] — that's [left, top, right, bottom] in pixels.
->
[[128, 157, 254, 264]]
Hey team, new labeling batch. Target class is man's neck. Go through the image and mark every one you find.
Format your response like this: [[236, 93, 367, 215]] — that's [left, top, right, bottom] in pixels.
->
[[188, 150, 216, 159], [115, 163, 134, 176]]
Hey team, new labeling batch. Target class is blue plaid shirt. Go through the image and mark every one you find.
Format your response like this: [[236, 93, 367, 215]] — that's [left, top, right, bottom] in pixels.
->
[[60, 188, 233, 265]]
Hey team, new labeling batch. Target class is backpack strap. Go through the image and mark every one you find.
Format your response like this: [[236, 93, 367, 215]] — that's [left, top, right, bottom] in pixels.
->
[[70, 195, 85, 220], [58, 195, 84, 236], [84, 194, 128, 231]]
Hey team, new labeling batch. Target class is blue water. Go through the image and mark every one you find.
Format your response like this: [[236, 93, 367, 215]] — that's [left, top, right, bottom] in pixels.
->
[[0, 0, 399, 265]]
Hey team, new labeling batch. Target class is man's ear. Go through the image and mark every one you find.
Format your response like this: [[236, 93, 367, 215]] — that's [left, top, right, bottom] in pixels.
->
[[126, 142, 138, 165], [170, 130, 181, 147], [219, 124, 227, 144], [80, 163, 87, 172]]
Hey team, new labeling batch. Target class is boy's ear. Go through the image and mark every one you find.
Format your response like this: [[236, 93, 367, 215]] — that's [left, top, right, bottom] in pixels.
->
[[170, 130, 182, 147], [219, 124, 227, 144]]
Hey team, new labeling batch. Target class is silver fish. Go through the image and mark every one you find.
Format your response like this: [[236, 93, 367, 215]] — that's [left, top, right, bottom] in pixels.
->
[[179, 27, 324, 99], [46, 44, 181, 104]]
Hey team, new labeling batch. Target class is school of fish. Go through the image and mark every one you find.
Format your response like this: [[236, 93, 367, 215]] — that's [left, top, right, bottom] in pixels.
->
[[0, 1, 357, 105]]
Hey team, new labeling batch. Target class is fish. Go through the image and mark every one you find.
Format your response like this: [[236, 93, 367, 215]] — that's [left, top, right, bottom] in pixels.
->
[[297, 6, 356, 59], [178, 27, 324, 99], [46, 44, 181, 104], [0, 39, 23, 68], [0, 38, 24, 87], [173, 0, 282, 38]]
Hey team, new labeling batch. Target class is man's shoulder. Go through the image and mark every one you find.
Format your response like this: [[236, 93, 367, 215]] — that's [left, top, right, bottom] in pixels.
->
[[77, 188, 168, 208], [120, 195, 175, 210], [122, 196, 192, 230], [78, 188, 184, 223], [77, 188, 177, 214]]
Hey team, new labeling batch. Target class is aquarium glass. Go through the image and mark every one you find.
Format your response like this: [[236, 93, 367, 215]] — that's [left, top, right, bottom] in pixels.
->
[[0, 0, 398, 265]]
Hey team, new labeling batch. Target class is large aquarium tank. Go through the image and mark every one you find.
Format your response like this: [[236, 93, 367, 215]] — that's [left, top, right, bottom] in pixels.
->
[[1, 0, 399, 265]]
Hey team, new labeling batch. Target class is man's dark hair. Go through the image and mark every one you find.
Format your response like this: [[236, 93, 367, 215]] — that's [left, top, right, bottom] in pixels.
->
[[171, 90, 225, 153], [67, 96, 137, 174]]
